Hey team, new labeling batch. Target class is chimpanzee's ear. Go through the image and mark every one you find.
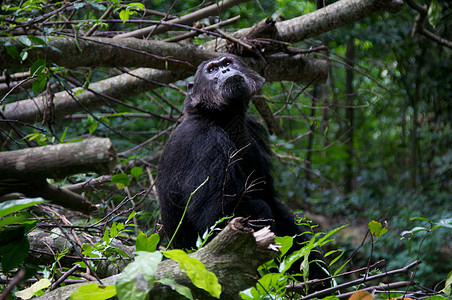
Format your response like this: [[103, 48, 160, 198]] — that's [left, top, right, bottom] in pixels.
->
[[187, 82, 194, 95]]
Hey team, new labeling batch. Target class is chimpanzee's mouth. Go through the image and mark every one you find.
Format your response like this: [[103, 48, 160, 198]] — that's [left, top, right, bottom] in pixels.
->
[[221, 75, 250, 102]]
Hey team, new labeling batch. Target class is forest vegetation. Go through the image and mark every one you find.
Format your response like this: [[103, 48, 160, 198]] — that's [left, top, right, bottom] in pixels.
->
[[0, 0, 451, 299]]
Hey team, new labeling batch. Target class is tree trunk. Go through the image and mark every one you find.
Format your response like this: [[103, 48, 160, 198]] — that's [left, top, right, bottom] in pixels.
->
[[345, 40, 355, 194], [304, 85, 319, 198], [0, 137, 117, 179], [0, 137, 116, 214], [35, 217, 280, 300]]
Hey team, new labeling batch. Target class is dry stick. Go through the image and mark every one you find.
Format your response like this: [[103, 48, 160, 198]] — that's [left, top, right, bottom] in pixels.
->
[[215, 28, 253, 50], [299, 260, 422, 300], [43, 210, 103, 285], [0, 269, 25, 300], [84, 5, 114, 37], [51, 265, 80, 290], [90, 190, 146, 227], [286, 260, 386, 291], [66, 175, 114, 194], [164, 15, 240, 42], [113, 0, 250, 39], [336, 281, 412, 299], [119, 123, 177, 157], [0, 75, 36, 104]]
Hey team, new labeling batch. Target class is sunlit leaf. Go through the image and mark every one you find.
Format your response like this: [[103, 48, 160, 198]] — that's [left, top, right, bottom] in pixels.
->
[[115, 251, 163, 300], [164, 249, 221, 298], [119, 10, 131, 23], [368, 220, 388, 238], [69, 283, 116, 300], [136, 232, 160, 252], [0, 198, 46, 218], [15, 278, 51, 299], [130, 167, 143, 178], [157, 278, 193, 300]]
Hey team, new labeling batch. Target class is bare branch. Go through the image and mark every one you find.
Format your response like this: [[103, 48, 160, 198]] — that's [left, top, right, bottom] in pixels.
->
[[113, 0, 250, 39]]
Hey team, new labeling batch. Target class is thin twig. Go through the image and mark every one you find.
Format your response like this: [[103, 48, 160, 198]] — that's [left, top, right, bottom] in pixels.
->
[[299, 260, 422, 299]]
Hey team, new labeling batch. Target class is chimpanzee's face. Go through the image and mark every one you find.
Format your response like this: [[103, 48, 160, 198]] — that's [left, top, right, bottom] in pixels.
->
[[186, 56, 265, 113]]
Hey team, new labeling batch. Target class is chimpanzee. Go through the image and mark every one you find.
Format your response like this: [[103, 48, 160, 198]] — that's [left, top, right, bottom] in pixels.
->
[[156, 55, 329, 283]]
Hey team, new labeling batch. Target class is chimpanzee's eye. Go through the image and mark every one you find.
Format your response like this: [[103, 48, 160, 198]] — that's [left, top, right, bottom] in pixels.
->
[[224, 60, 232, 67], [207, 65, 217, 73]]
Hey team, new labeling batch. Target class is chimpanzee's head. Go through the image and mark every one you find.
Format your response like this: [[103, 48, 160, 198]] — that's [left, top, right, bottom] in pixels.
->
[[185, 55, 265, 115]]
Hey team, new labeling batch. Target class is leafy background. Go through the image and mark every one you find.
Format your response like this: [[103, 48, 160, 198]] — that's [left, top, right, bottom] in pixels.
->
[[0, 0, 451, 297]]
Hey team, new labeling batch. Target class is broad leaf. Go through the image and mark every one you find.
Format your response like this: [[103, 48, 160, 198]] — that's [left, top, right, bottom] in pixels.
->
[[69, 283, 116, 300], [164, 249, 221, 298], [115, 251, 163, 300]]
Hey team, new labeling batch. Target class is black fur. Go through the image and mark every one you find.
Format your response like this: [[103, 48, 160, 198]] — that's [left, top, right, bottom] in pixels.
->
[[156, 55, 329, 283]]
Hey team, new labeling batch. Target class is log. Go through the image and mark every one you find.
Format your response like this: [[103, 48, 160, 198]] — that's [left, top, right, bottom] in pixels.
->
[[0, 137, 116, 213], [27, 231, 134, 278], [0, 179, 96, 214], [0, 137, 117, 180], [35, 217, 280, 300]]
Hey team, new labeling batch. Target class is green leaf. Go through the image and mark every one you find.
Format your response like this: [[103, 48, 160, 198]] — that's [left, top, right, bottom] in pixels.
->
[[0, 216, 31, 228], [435, 218, 452, 229], [127, 211, 139, 222], [0, 198, 46, 218], [278, 239, 312, 274], [127, 3, 145, 11], [89, 119, 98, 134], [130, 167, 143, 178], [32, 73, 47, 94], [15, 278, 51, 299], [119, 10, 132, 23], [111, 173, 130, 189], [27, 35, 46, 45], [410, 216, 431, 222], [60, 127, 68, 143], [368, 220, 388, 238], [275, 235, 293, 257], [30, 58, 46, 75], [327, 250, 344, 266], [89, 2, 106, 10], [110, 222, 118, 238], [69, 283, 116, 300], [440, 270, 452, 295], [115, 251, 163, 300], [5, 45, 20, 58], [333, 259, 350, 276], [20, 50, 28, 61], [428, 0, 442, 28], [73, 3, 84, 9], [18, 36, 32, 46], [1, 234, 30, 272], [164, 249, 221, 298], [157, 278, 193, 300], [136, 232, 160, 252]]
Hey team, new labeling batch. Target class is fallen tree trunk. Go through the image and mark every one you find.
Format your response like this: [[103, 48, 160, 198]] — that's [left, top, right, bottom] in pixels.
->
[[35, 217, 280, 300], [0, 179, 95, 214], [0, 138, 117, 213], [0, 137, 117, 179]]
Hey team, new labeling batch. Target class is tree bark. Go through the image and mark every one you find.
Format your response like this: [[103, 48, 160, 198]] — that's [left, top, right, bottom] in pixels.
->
[[203, 0, 403, 50], [27, 231, 134, 278], [0, 137, 117, 180], [274, 0, 403, 43], [35, 217, 280, 300], [0, 55, 327, 127], [0, 36, 216, 70]]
